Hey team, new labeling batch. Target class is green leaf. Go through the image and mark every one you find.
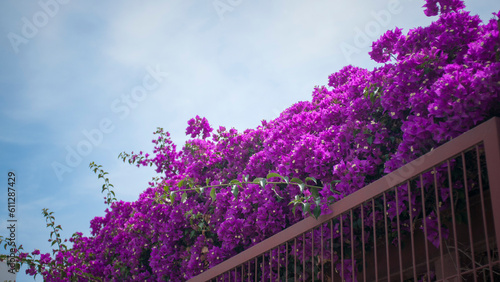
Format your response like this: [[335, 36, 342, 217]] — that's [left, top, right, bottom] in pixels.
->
[[231, 185, 239, 198], [205, 179, 210, 186], [363, 86, 369, 99], [370, 91, 376, 104], [229, 179, 241, 186], [292, 205, 297, 216], [177, 179, 186, 188], [181, 192, 187, 203], [163, 185, 170, 194], [252, 177, 267, 188], [312, 205, 321, 219], [305, 177, 317, 184], [314, 197, 321, 206], [298, 183, 305, 193], [210, 187, 216, 202], [284, 176, 289, 184], [170, 192, 176, 202], [244, 175, 249, 182], [310, 187, 319, 198], [290, 178, 303, 184], [266, 173, 283, 180], [303, 203, 311, 216], [252, 177, 264, 184]]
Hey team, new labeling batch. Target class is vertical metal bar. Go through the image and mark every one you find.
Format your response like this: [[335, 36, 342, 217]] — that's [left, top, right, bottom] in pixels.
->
[[350, 210, 355, 282], [270, 250, 272, 282], [477, 145, 493, 281], [420, 174, 431, 282], [255, 257, 257, 282], [264, 254, 267, 282], [286, 242, 289, 282], [483, 118, 500, 276], [372, 198, 378, 281], [395, 186, 403, 281], [340, 214, 344, 280], [361, 204, 366, 282], [447, 160, 461, 280], [321, 224, 324, 282], [462, 152, 477, 281], [293, 237, 299, 282], [433, 167, 445, 279], [312, 229, 315, 281], [383, 192, 390, 281], [476, 145, 493, 281], [302, 233, 305, 282], [330, 219, 334, 282], [407, 180, 417, 280], [278, 245, 280, 281]]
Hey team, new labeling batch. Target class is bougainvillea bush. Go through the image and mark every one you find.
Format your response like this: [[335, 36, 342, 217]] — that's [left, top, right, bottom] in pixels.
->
[[2, 0, 500, 280]]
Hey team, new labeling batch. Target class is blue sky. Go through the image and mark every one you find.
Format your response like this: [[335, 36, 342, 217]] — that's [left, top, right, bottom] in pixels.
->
[[1, 0, 499, 280]]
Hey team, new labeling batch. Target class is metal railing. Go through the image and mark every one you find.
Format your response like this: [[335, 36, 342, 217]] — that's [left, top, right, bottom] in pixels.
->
[[189, 117, 500, 281]]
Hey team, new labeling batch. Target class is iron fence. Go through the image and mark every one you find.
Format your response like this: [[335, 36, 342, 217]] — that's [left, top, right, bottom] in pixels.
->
[[189, 117, 500, 281]]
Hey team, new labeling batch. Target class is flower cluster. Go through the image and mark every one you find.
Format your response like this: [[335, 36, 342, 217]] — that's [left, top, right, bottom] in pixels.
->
[[186, 115, 213, 140], [15, 1, 500, 280]]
